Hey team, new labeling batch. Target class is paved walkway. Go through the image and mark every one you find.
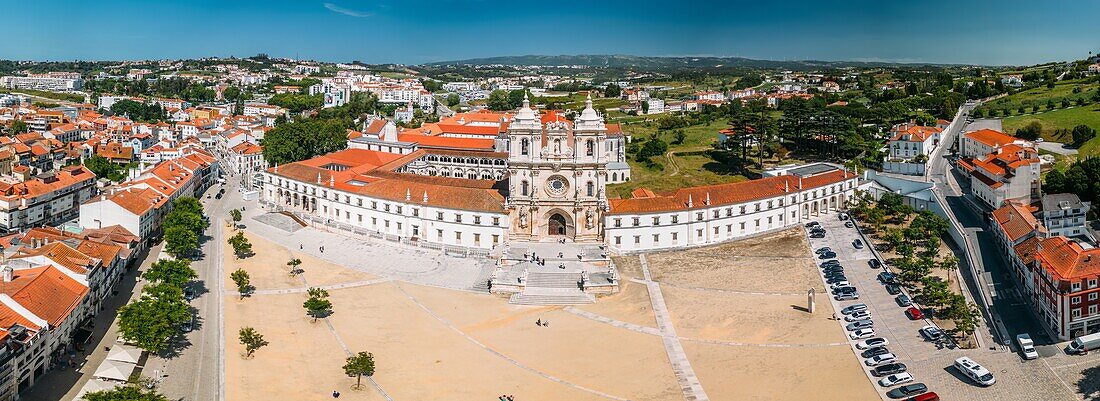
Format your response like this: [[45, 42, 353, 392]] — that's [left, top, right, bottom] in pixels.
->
[[638, 254, 710, 401], [227, 277, 393, 296]]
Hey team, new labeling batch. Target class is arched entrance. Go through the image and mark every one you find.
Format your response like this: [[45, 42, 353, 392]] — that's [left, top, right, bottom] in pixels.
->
[[548, 213, 568, 236]]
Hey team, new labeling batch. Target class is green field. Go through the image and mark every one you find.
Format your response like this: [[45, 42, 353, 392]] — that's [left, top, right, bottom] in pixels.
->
[[1002, 104, 1100, 141], [607, 151, 749, 198], [982, 78, 1098, 113]]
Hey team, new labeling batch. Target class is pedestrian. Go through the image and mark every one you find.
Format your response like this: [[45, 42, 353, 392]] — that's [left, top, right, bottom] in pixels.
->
[[300, 244, 303, 250], [536, 318, 542, 326], [332, 390, 340, 398], [508, 396, 515, 401], [543, 320, 549, 327]]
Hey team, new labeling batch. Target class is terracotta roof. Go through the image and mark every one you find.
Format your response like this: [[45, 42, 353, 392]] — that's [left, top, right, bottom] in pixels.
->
[[0, 265, 88, 327], [13, 242, 96, 275], [608, 169, 854, 215], [396, 133, 496, 151], [966, 129, 1020, 147], [1028, 236, 1100, 283], [991, 201, 1043, 242]]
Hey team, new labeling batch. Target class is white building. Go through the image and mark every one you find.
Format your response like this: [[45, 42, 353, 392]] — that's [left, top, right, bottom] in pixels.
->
[[1, 73, 83, 92]]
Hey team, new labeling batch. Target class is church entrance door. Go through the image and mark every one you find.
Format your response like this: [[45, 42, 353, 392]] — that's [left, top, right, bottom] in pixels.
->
[[548, 213, 568, 236]]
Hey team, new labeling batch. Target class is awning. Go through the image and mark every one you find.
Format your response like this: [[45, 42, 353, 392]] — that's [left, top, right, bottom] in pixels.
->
[[105, 345, 143, 365], [93, 359, 137, 382], [74, 379, 121, 400]]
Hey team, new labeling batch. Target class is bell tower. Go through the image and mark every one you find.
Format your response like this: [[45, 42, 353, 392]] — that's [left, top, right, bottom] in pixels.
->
[[506, 94, 608, 243]]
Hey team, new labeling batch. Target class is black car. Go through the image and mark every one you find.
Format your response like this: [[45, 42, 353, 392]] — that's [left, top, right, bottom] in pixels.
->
[[815, 247, 833, 254], [810, 233, 825, 238], [868, 259, 883, 269], [826, 276, 849, 284], [861, 346, 890, 358], [886, 383, 927, 399], [832, 286, 858, 295], [872, 363, 907, 377], [822, 267, 845, 275], [844, 221, 854, 228], [819, 252, 837, 259], [805, 221, 820, 228], [896, 294, 912, 307], [820, 260, 841, 267], [877, 271, 897, 284], [810, 228, 827, 234], [885, 283, 902, 295]]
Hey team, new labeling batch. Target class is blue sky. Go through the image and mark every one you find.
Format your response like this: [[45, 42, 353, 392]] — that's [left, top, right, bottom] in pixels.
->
[[3, 0, 1099, 66]]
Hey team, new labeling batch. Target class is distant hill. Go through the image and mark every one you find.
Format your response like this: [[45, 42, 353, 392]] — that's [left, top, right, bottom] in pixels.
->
[[426, 54, 973, 70]]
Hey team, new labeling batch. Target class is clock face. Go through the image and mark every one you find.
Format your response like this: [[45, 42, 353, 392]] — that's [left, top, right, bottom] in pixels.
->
[[546, 175, 568, 196]]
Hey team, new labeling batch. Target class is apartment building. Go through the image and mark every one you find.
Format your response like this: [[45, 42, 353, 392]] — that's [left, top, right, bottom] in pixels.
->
[[0, 166, 97, 234]]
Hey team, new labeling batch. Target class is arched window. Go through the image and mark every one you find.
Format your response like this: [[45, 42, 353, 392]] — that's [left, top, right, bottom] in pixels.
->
[[554, 138, 561, 153], [521, 138, 529, 155], [612, 172, 618, 181], [586, 181, 594, 197], [521, 180, 529, 196], [586, 140, 594, 156]]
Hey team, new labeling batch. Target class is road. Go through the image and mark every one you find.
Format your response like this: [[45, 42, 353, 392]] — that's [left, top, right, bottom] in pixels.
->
[[149, 179, 232, 401]]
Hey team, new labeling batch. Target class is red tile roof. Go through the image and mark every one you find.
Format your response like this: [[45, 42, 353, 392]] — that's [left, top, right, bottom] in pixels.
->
[[966, 129, 1019, 147], [991, 201, 1043, 242], [0, 265, 88, 327], [608, 169, 854, 214]]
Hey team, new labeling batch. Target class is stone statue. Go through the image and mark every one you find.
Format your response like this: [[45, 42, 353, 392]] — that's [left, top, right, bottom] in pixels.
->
[[585, 208, 595, 229], [519, 207, 529, 228]]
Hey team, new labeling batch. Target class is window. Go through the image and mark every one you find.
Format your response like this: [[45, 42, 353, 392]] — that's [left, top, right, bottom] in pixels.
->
[[633, 235, 640, 244], [712, 210, 719, 218], [437, 212, 444, 221], [437, 229, 444, 241], [586, 140, 594, 156], [696, 229, 703, 238], [1091, 305, 1098, 316], [474, 233, 480, 246], [413, 208, 419, 217], [755, 203, 761, 212], [396, 206, 402, 214], [653, 234, 660, 243], [671, 215, 678, 224], [615, 236, 621, 245], [1090, 293, 1098, 301], [726, 208, 732, 217], [587, 181, 594, 197], [521, 180, 529, 196], [384, 220, 390, 229], [521, 138, 529, 155], [632, 217, 640, 227], [371, 201, 377, 209], [614, 218, 622, 228], [493, 217, 500, 226], [384, 204, 390, 212], [653, 217, 661, 226], [696, 212, 703, 221], [1091, 279, 1098, 289], [412, 226, 419, 236], [1072, 296, 1082, 304], [672, 232, 678, 241], [455, 232, 462, 241], [740, 206, 746, 214], [713, 227, 719, 235], [455, 214, 462, 223], [474, 216, 481, 225], [1073, 282, 1082, 292], [755, 219, 760, 227], [1072, 308, 1082, 319], [358, 214, 363, 223], [492, 234, 499, 245], [768, 200, 773, 209]]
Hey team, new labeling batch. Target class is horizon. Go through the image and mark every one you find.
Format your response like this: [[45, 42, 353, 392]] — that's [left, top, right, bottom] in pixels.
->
[[4, 0, 1099, 66]]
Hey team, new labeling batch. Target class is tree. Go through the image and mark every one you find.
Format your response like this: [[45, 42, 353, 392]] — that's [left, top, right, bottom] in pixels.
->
[[143, 259, 197, 288], [230, 209, 242, 228], [486, 90, 513, 111], [287, 258, 303, 276], [9, 120, 27, 134], [1015, 121, 1043, 141], [238, 327, 269, 358], [231, 268, 251, 297], [641, 100, 650, 114], [84, 386, 170, 401], [164, 226, 199, 258], [445, 93, 460, 107], [84, 155, 128, 182], [604, 83, 621, 98], [304, 291, 333, 322], [343, 351, 376, 389], [262, 119, 350, 165], [228, 231, 253, 259], [1072, 124, 1097, 147], [117, 283, 191, 353]]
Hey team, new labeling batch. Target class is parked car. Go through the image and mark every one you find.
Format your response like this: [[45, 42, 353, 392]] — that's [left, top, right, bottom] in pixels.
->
[[815, 247, 833, 254], [886, 383, 928, 399], [877, 271, 897, 283], [835, 292, 860, 301], [856, 337, 889, 350], [184, 287, 196, 301], [896, 294, 912, 307], [829, 281, 852, 290], [845, 221, 855, 228], [853, 239, 864, 249], [879, 373, 914, 387], [919, 325, 944, 341], [871, 362, 906, 377], [832, 286, 857, 295], [841, 304, 867, 315], [805, 221, 820, 228], [839, 213, 849, 220], [810, 232, 825, 239], [906, 307, 925, 320], [885, 283, 902, 295], [819, 252, 837, 259], [903, 391, 937, 401], [845, 311, 871, 321], [850, 328, 876, 340], [869, 259, 883, 269], [865, 353, 898, 366], [826, 276, 849, 284], [182, 314, 195, 332], [1016, 333, 1039, 360], [846, 319, 874, 331], [862, 346, 891, 358]]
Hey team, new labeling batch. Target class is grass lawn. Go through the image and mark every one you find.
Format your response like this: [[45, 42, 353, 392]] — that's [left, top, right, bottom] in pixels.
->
[[607, 150, 748, 198], [983, 78, 1098, 112], [1002, 103, 1100, 142]]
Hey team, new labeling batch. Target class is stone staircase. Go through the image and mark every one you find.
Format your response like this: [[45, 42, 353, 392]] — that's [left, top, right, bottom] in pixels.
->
[[525, 271, 582, 289], [509, 287, 595, 305]]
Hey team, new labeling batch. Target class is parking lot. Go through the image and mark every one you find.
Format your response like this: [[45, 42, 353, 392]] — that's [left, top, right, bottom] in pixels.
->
[[807, 214, 1098, 401]]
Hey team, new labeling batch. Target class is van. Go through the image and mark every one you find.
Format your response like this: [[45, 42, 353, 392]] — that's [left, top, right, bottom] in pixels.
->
[[954, 356, 995, 386], [1066, 332, 1100, 355]]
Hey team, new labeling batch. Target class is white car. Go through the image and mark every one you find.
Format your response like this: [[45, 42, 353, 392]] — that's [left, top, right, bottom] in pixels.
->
[[865, 353, 898, 366], [856, 337, 890, 350], [850, 328, 876, 340], [845, 311, 872, 322], [1016, 333, 1039, 360], [841, 304, 868, 315], [829, 281, 852, 290], [878, 372, 914, 387]]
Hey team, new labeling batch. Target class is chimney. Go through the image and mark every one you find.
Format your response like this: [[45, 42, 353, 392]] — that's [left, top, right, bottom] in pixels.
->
[[405, 188, 411, 201], [423, 190, 428, 203], [2, 266, 11, 283], [687, 194, 694, 208]]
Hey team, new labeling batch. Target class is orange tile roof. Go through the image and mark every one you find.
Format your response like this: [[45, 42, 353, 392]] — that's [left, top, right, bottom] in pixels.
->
[[991, 201, 1043, 242], [0, 265, 88, 327], [966, 129, 1019, 147], [609, 169, 854, 214], [13, 242, 95, 275], [1027, 236, 1100, 283], [396, 133, 496, 151]]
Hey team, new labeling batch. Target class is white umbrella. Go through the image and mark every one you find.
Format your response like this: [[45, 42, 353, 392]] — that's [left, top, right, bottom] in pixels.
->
[[92, 359, 136, 382], [73, 379, 120, 400], [105, 345, 143, 365]]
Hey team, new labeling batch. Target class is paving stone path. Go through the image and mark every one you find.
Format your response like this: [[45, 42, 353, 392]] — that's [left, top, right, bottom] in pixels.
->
[[227, 278, 393, 296], [629, 278, 806, 296], [638, 254, 710, 401]]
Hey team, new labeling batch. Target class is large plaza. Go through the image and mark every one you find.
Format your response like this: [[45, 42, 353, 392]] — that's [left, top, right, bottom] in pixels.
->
[[223, 218, 879, 401]]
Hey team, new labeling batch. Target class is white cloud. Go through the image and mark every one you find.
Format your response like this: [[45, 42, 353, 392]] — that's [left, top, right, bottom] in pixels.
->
[[323, 2, 373, 18]]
